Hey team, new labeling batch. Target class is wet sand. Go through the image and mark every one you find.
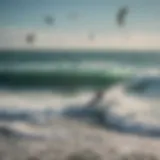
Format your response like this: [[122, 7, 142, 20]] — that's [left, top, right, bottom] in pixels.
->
[[0, 117, 160, 160]]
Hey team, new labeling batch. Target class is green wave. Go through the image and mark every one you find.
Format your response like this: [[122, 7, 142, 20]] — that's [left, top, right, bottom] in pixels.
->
[[0, 70, 130, 88]]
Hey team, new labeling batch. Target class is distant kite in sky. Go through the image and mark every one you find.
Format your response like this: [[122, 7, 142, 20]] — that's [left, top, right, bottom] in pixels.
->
[[88, 32, 95, 41], [116, 6, 129, 27], [44, 15, 55, 26], [26, 33, 35, 45], [67, 11, 79, 21]]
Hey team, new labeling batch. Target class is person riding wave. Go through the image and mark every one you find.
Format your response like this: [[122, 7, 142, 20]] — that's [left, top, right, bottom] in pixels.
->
[[87, 89, 104, 108]]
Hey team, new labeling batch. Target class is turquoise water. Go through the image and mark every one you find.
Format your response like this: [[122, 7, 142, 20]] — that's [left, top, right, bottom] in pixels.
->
[[0, 50, 160, 89]]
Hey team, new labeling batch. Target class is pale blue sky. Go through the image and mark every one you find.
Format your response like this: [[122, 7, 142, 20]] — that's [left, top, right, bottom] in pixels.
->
[[0, 0, 160, 32], [0, 0, 160, 49]]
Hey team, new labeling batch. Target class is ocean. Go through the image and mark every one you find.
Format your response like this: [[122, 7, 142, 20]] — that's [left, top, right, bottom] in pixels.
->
[[0, 49, 160, 139]]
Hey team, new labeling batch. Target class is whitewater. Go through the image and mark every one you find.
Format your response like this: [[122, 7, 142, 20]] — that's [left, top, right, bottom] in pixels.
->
[[0, 50, 160, 139]]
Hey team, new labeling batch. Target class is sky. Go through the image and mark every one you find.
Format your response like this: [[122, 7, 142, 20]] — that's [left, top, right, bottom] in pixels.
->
[[0, 0, 160, 50]]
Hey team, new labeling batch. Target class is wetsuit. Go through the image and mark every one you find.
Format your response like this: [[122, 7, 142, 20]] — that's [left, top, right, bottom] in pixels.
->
[[87, 90, 104, 108]]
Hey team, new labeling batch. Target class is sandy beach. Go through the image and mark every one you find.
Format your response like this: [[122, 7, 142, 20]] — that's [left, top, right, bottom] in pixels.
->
[[0, 117, 160, 160]]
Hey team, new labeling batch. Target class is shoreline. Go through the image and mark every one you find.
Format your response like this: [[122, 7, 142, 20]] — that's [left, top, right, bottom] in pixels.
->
[[1, 117, 160, 160]]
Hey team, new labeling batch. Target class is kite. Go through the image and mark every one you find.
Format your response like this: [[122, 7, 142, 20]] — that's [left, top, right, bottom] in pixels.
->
[[88, 32, 95, 41], [44, 15, 55, 26], [26, 33, 35, 45], [116, 6, 129, 27]]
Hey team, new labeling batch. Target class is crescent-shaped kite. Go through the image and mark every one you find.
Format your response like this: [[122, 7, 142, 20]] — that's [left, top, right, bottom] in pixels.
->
[[44, 15, 55, 26], [116, 6, 129, 27], [26, 33, 35, 45]]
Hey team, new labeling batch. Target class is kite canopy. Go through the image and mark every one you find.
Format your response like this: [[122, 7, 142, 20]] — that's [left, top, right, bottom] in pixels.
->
[[116, 6, 129, 27], [44, 15, 55, 25], [67, 11, 79, 21], [88, 32, 95, 41], [26, 33, 35, 45]]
